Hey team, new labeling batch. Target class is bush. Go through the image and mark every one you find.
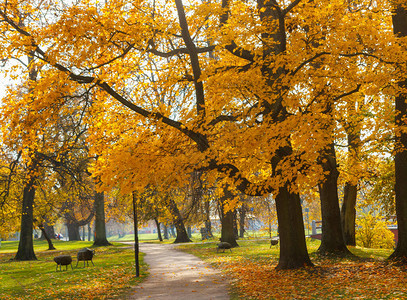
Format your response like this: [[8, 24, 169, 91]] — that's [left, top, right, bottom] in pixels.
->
[[356, 212, 395, 249]]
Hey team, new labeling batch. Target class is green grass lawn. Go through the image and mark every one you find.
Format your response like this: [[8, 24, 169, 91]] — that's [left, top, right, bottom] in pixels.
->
[[0, 240, 146, 300], [107, 232, 205, 243]]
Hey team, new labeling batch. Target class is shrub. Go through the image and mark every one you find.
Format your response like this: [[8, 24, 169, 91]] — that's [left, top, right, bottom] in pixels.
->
[[356, 212, 395, 249]]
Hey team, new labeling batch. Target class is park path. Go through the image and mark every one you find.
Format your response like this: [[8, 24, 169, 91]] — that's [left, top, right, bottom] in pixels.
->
[[127, 243, 230, 300]]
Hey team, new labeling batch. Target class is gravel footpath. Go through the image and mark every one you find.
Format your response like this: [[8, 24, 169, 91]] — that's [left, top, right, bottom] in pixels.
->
[[127, 243, 230, 300]]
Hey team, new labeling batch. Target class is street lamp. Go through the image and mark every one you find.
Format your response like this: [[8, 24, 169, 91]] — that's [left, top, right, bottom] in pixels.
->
[[132, 191, 140, 277]]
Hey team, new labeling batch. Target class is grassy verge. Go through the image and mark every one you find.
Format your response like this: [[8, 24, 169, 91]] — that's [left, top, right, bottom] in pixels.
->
[[178, 238, 405, 299], [0, 240, 146, 300], [107, 232, 205, 243]]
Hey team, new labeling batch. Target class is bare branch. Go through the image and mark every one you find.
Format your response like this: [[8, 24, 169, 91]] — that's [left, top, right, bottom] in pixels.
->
[[147, 44, 216, 58]]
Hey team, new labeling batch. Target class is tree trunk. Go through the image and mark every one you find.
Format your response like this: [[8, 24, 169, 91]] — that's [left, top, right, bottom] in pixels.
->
[[233, 209, 239, 239], [38, 223, 56, 250], [318, 143, 351, 256], [167, 198, 191, 243], [390, 4, 407, 261], [275, 186, 313, 269], [163, 225, 169, 239], [219, 186, 239, 247], [88, 223, 92, 241], [341, 112, 361, 246], [154, 218, 163, 242], [67, 222, 81, 241], [14, 54, 38, 261], [204, 201, 213, 238], [221, 209, 239, 247], [40, 220, 56, 241], [14, 178, 37, 261], [169, 225, 176, 237], [93, 191, 112, 246], [341, 182, 357, 246], [239, 204, 247, 238]]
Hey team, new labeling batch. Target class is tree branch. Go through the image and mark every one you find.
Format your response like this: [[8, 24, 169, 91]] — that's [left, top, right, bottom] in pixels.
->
[[147, 44, 216, 58], [174, 0, 206, 117], [220, 0, 255, 62], [283, 0, 302, 15]]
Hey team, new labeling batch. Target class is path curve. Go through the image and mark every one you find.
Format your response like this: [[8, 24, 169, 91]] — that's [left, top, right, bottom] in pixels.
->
[[127, 243, 230, 300]]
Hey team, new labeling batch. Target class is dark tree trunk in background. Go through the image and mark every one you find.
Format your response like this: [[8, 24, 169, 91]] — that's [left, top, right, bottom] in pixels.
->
[[67, 222, 81, 241], [220, 209, 239, 247], [219, 186, 239, 247], [341, 118, 361, 246], [163, 225, 169, 239], [154, 218, 163, 242], [204, 201, 213, 238], [341, 182, 357, 246], [15, 176, 37, 261], [318, 143, 351, 256], [233, 210, 239, 239], [39, 223, 56, 250], [239, 204, 247, 238], [275, 186, 313, 269], [169, 225, 176, 237], [93, 191, 112, 246], [167, 198, 191, 243], [88, 223, 92, 241], [40, 221, 55, 241], [64, 197, 94, 241]]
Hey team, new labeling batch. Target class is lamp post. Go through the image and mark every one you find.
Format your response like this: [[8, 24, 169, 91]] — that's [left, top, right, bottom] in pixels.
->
[[132, 191, 140, 277]]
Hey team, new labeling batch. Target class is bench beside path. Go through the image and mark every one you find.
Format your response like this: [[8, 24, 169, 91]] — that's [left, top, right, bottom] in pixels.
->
[[127, 243, 230, 300]]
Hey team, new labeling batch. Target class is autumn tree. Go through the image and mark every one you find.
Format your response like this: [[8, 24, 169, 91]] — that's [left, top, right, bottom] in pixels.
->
[[0, 0, 401, 268]]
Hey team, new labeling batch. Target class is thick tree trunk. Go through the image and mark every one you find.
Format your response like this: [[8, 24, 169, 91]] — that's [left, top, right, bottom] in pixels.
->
[[275, 186, 313, 269], [318, 143, 351, 256], [93, 191, 112, 246], [67, 222, 81, 241], [15, 178, 37, 261], [341, 182, 357, 246], [154, 218, 163, 242], [219, 186, 239, 247], [15, 54, 38, 261], [39, 223, 56, 250], [390, 4, 407, 261], [167, 198, 191, 243], [220, 209, 239, 247]]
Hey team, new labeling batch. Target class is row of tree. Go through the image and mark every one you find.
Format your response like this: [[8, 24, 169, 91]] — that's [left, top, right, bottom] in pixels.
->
[[0, 0, 406, 269]]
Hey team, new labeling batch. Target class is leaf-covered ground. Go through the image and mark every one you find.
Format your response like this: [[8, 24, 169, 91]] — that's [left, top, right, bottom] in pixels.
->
[[178, 239, 407, 299]]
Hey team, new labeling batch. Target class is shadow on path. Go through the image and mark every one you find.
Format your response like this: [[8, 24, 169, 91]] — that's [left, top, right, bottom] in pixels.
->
[[127, 243, 230, 300]]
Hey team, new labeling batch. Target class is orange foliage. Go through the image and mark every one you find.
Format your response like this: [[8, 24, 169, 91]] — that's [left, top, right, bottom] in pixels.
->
[[220, 258, 407, 299]]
